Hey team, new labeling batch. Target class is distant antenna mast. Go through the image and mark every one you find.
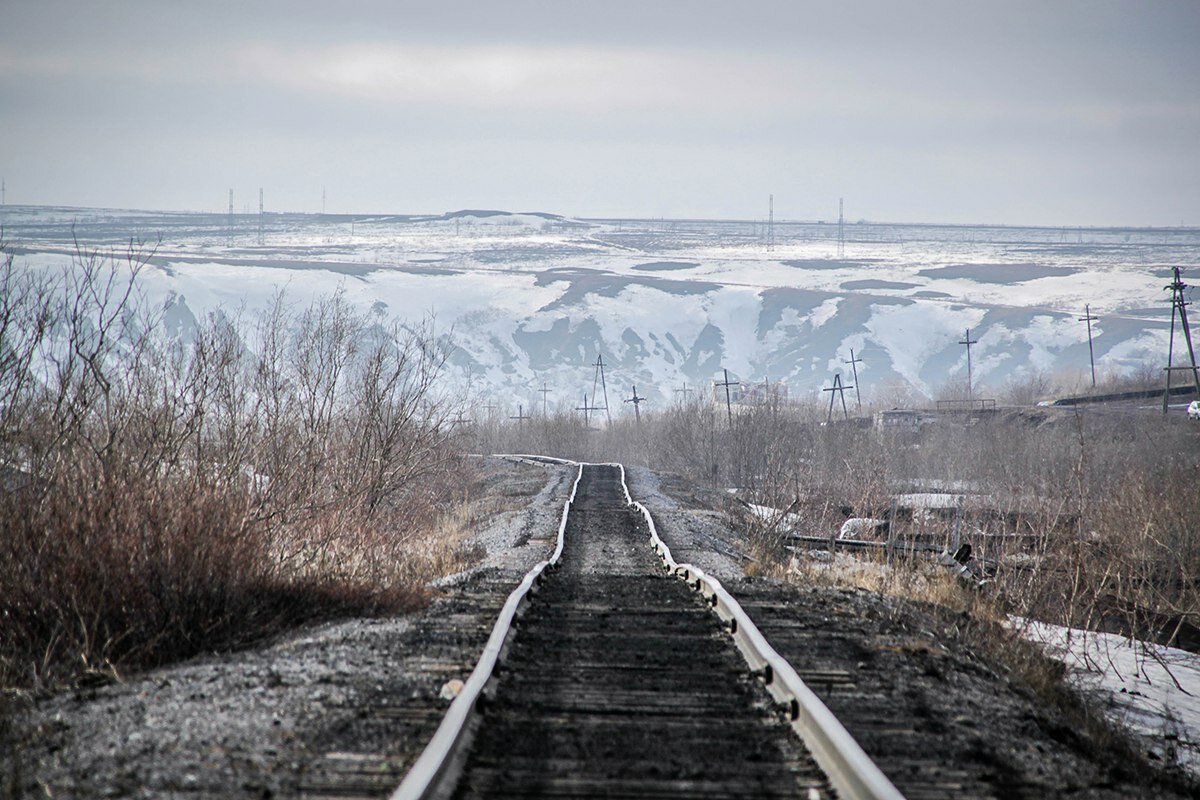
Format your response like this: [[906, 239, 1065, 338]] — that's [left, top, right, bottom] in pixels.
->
[[767, 194, 775, 251], [258, 188, 264, 246], [837, 197, 845, 259], [227, 189, 234, 246]]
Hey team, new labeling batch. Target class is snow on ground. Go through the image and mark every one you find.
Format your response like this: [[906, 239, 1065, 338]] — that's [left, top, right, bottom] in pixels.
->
[[4, 206, 1198, 411], [1019, 620, 1200, 776]]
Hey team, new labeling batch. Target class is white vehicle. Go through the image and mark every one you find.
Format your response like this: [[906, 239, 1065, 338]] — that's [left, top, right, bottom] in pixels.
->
[[1189, 400, 1200, 420]]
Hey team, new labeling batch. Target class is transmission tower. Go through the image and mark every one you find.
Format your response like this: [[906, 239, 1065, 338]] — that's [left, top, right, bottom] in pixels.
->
[[1162, 266, 1200, 414], [258, 188, 264, 246]]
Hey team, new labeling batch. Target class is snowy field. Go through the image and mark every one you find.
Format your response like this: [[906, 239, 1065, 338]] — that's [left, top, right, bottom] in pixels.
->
[[1020, 620, 1200, 776], [3, 205, 1198, 413]]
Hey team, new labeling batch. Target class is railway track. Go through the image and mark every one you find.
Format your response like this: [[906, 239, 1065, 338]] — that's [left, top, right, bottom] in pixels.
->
[[393, 462, 901, 800]]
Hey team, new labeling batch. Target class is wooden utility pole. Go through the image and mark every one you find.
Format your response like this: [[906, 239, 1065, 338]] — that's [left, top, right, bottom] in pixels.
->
[[537, 381, 552, 416], [591, 354, 612, 425], [843, 349, 864, 409], [1163, 267, 1200, 414], [624, 385, 647, 425], [1078, 305, 1099, 389], [509, 404, 530, 426], [958, 328, 979, 401], [575, 393, 603, 429], [715, 369, 739, 426], [823, 373, 853, 422], [674, 382, 694, 404]]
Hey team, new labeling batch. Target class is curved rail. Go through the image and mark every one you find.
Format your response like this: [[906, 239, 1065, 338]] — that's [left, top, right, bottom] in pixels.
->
[[390, 462, 584, 800], [615, 464, 905, 800]]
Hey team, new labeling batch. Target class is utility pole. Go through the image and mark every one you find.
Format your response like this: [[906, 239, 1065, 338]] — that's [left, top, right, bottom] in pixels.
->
[[823, 373, 853, 422], [624, 385, 647, 425], [837, 197, 845, 259], [958, 328, 979, 401], [322, 186, 326, 215], [674, 382, 694, 404], [537, 381, 552, 416], [843, 349, 864, 409], [591, 354, 612, 425], [1163, 266, 1200, 414], [715, 368, 739, 426], [509, 404, 531, 426], [767, 194, 774, 251], [1078, 305, 1098, 389], [1, 178, 5, 205], [575, 393, 603, 429], [258, 188, 264, 246], [227, 189, 234, 246]]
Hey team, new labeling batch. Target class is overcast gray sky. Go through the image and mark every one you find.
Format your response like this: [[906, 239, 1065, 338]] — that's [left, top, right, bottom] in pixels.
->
[[2, 1, 1198, 225]]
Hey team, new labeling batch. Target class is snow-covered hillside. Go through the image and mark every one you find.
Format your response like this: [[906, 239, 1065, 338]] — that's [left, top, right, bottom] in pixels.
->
[[4, 205, 1197, 413]]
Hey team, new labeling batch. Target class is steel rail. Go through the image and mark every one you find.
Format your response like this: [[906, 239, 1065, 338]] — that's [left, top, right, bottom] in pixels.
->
[[389, 462, 584, 800], [615, 464, 906, 800]]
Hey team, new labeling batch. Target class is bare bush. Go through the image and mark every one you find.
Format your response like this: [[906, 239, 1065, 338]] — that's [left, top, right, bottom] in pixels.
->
[[0, 243, 466, 688]]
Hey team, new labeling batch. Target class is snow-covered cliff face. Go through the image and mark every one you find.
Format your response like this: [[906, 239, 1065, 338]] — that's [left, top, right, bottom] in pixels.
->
[[5, 206, 1196, 412]]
